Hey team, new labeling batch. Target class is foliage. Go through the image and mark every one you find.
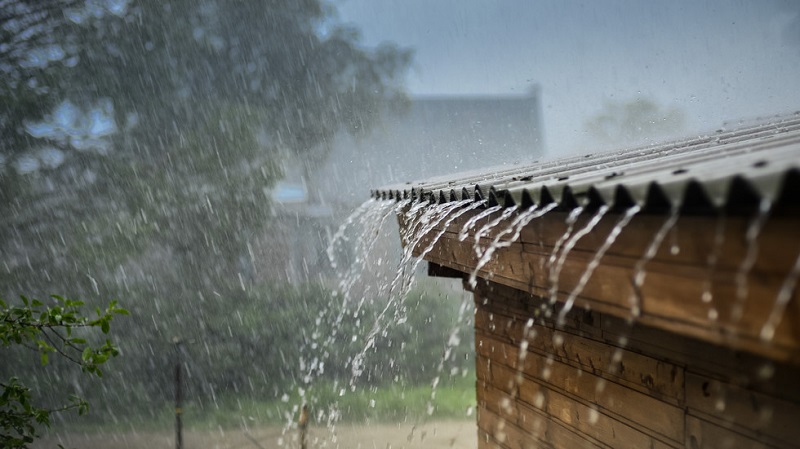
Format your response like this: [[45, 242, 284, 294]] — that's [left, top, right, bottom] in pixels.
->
[[0, 295, 127, 447], [0, 0, 413, 294], [0, 0, 425, 431]]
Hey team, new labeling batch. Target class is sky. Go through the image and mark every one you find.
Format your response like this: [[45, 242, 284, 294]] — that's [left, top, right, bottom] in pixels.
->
[[335, 0, 800, 157]]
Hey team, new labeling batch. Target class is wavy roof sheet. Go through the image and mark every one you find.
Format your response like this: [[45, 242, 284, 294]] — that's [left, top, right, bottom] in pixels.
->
[[372, 114, 800, 215]]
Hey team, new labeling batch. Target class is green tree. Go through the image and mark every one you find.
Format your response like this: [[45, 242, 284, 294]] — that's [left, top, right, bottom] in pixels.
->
[[0, 295, 127, 447], [0, 0, 413, 418], [1, 0, 412, 295]]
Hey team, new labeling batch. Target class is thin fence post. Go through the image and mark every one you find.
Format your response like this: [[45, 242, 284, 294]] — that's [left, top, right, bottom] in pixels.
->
[[174, 339, 183, 449], [299, 404, 309, 449]]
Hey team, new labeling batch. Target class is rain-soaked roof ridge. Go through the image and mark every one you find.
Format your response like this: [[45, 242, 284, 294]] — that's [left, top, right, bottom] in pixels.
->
[[372, 114, 800, 214]]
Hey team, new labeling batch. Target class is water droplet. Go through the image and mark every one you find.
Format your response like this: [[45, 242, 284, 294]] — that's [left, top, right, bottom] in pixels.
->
[[595, 379, 607, 394], [587, 408, 600, 424], [533, 392, 545, 408], [759, 406, 774, 423], [758, 363, 775, 380]]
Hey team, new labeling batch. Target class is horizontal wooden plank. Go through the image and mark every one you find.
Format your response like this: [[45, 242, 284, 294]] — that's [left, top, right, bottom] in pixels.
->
[[478, 404, 552, 449], [477, 379, 519, 425], [599, 312, 800, 403], [431, 208, 800, 275], [474, 283, 606, 342], [508, 374, 678, 449], [476, 307, 685, 404], [685, 373, 800, 448], [477, 335, 685, 444], [420, 228, 800, 363], [480, 402, 602, 449], [686, 415, 776, 449], [427, 230, 798, 345], [496, 312, 683, 405]]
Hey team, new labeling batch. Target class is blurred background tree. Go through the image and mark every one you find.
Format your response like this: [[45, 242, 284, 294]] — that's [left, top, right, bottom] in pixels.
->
[[584, 97, 686, 146], [0, 0, 455, 427]]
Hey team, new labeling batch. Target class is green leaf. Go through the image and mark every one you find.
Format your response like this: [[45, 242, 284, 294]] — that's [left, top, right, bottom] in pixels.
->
[[82, 347, 92, 362]]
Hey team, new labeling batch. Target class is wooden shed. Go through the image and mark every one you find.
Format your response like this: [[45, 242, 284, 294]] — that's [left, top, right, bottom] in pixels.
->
[[373, 117, 800, 448]]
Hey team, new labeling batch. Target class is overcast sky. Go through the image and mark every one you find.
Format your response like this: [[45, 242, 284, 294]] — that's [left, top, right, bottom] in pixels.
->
[[336, 0, 800, 158]]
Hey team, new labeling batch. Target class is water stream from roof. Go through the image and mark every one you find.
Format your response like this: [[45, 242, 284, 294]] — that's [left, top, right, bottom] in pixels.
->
[[545, 206, 585, 314], [761, 251, 800, 341], [732, 198, 773, 322], [458, 205, 504, 242], [548, 206, 608, 310], [629, 205, 680, 318], [472, 205, 520, 258], [702, 214, 727, 323], [468, 203, 559, 288], [556, 205, 640, 326], [397, 199, 482, 296]]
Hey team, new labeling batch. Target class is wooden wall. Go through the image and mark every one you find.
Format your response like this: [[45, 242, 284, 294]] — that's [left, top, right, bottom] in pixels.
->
[[416, 209, 800, 364], [473, 280, 800, 449]]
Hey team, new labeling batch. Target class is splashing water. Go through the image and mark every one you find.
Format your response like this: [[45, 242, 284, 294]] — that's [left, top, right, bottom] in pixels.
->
[[732, 198, 772, 322], [327, 198, 382, 270], [328, 199, 405, 300], [629, 206, 679, 318], [280, 198, 408, 442], [353, 199, 480, 384], [425, 294, 474, 416], [556, 205, 640, 326], [549, 206, 608, 307], [399, 200, 434, 246]]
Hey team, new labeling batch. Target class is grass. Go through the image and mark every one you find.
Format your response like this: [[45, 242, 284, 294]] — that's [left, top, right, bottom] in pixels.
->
[[172, 374, 476, 430], [44, 373, 477, 437]]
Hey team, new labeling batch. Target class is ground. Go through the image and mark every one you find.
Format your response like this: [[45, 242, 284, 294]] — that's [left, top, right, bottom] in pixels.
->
[[32, 421, 476, 449]]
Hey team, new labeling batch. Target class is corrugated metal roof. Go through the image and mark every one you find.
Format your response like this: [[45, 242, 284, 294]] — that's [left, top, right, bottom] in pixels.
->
[[372, 114, 800, 214]]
